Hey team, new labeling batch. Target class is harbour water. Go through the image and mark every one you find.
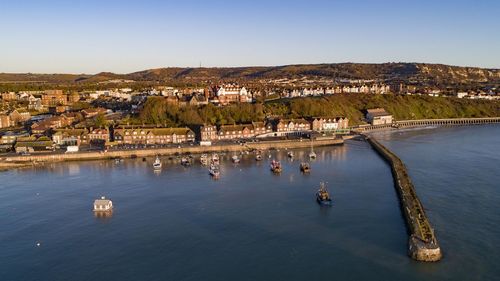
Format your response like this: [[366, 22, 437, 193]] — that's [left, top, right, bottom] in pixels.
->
[[1, 125, 499, 281]]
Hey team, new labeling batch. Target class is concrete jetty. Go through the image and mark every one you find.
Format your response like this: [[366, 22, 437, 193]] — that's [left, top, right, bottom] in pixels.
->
[[364, 134, 442, 262]]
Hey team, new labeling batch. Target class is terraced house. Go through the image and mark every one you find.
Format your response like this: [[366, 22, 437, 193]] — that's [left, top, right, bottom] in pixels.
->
[[217, 122, 273, 140], [52, 128, 89, 146], [113, 127, 195, 145], [274, 118, 311, 133], [310, 117, 349, 132]]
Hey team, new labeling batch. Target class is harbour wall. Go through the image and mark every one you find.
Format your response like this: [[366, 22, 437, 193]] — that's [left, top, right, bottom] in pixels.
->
[[1, 138, 343, 169], [356, 117, 500, 132], [364, 134, 442, 262]]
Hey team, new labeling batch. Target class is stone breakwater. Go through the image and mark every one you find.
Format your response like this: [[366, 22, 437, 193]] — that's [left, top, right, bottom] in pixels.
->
[[1, 138, 343, 170], [364, 134, 442, 262]]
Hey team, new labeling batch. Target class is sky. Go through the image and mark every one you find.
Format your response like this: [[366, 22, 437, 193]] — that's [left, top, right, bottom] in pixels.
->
[[0, 0, 499, 74]]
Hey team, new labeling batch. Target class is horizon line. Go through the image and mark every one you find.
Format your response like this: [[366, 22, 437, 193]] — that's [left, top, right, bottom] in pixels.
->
[[1, 61, 499, 76]]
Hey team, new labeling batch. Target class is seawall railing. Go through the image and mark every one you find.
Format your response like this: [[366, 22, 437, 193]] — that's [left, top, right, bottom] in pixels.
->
[[356, 117, 500, 132]]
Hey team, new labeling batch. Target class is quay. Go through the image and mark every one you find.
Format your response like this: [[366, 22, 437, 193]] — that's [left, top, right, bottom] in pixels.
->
[[364, 134, 442, 262], [0, 138, 344, 170], [356, 117, 500, 132]]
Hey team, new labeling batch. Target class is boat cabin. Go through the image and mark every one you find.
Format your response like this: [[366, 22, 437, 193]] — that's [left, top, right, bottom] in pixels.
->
[[93, 196, 113, 211]]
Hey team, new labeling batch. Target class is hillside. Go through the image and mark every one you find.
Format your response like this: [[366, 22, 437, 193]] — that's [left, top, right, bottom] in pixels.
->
[[133, 94, 500, 127], [1, 63, 499, 87]]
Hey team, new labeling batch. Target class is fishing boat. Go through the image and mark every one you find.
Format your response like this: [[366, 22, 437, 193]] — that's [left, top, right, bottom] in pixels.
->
[[181, 157, 191, 166], [316, 182, 332, 206], [209, 164, 220, 177], [270, 160, 282, 173], [153, 155, 162, 170], [255, 154, 263, 161], [300, 162, 311, 173], [211, 153, 220, 165], [287, 151, 294, 158], [200, 154, 209, 165], [231, 155, 241, 163]]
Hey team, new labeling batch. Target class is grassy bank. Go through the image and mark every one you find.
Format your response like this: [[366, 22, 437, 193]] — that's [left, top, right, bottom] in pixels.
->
[[266, 94, 500, 125], [129, 94, 499, 127]]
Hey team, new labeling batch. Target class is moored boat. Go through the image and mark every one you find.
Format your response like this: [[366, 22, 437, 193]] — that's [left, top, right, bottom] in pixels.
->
[[316, 182, 332, 206], [153, 155, 162, 170], [181, 157, 191, 166], [255, 154, 263, 161], [200, 154, 209, 165], [93, 196, 113, 212], [300, 162, 311, 173], [309, 151, 317, 159], [287, 151, 294, 158], [270, 160, 282, 173], [209, 164, 220, 177], [231, 155, 241, 163], [309, 139, 317, 159], [211, 153, 220, 165]]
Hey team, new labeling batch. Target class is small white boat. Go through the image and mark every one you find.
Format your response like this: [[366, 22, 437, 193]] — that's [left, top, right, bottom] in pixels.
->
[[255, 154, 263, 161], [309, 140, 316, 159], [231, 155, 240, 163], [211, 153, 220, 164], [287, 151, 294, 158], [309, 151, 317, 159], [209, 165, 220, 177], [153, 156, 162, 170], [93, 196, 113, 212], [181, 157, 191, 166], [200, 154, 209, 165]]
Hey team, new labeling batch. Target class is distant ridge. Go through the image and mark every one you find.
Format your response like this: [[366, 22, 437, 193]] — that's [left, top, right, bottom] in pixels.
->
[[1, 63, 499, 85]]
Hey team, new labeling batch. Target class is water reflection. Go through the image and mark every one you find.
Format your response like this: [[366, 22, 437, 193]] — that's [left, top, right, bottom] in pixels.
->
[[94, 210, 113, 219]]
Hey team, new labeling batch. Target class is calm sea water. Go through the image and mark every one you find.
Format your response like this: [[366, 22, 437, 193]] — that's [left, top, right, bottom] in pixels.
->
[[0, 125, 499, 281]]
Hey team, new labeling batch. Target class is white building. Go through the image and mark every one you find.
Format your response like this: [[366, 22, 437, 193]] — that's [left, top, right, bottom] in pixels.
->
[[366, 108, 393, 125]]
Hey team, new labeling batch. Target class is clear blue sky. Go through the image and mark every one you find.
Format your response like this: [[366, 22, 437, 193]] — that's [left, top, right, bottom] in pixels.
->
[[1, 0, 499, 73]]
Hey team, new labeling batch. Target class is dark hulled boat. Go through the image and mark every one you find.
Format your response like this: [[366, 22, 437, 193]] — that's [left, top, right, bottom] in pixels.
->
[[300, 162, 311, 173], [316, 182, 332, 206], [270, 160, 282, 173]]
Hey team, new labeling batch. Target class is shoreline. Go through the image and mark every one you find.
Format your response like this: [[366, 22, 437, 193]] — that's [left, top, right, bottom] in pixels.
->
[[0, 137, 346, 171]]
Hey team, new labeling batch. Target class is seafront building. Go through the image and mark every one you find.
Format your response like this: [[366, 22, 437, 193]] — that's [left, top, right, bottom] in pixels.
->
[[366, 108, 393, 125], [113, 127, 195, 145]]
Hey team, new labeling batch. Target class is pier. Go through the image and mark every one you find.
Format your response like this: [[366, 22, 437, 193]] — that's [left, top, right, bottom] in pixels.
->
[[364, 134, 442, 262], [357, 117, 500, 132]]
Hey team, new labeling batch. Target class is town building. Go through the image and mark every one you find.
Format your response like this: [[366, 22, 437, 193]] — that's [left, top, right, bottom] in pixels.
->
[[214, 84, 252, 105], [42, 90, 67, 107], [366, 108, 393, 125], [310, 117, 349, 131], [28, 95, 43, 111], [198, 124, 218, 142], [8, 110, 31, 125], [0, 131, 30, 145], [113, 127, 195, 145], [0, 115, 11, 128], [52, 128, 89, 146], [1, 92, 18, 101], [88, 128, 110, 144], [14, 136, 54, 153], [274, 119, 311, 132], [31, 116, 72, 135]]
